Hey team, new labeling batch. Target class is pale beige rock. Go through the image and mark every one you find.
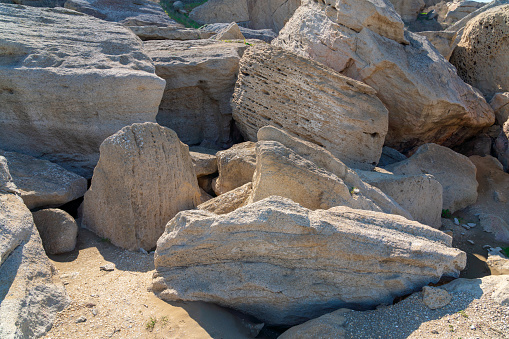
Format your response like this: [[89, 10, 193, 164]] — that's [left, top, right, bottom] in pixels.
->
[[154, 196, 466, 326], [0, 156, 17, 195], [273, 0, 494, 152], [450, 5, 509, 97], [416, 30, 457, 60], [213, 142, 256, 195], [487, 248, 509, 275], [0, 4, 166, 177], [32, 208, 78, 254], [0, 150, 87, 210], [190, 0, 249, 24], [190, 148, 218, 178], [389, 0, 425, 21], [422, 286, 452, 309], [442, 0, 484, 24], [198, 182, 252, 215], [490, 92, 509, 125], [129, 25, 215, 41], [82, 123, 201, 251], [385, 143, 478, 213], [444, 275, 509, 306], [250, 141, 412, 219], [232, 44, 388, 170], [144, 39, 248, 148], [214, 22, 245, 40], [256, 126, 412, 219], [356, 170, 443, 228], [0, 193, 69, 339], [466, 156, 509, 242]]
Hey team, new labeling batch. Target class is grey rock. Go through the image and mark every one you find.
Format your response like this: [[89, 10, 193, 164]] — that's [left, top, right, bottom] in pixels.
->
[[378, 146, 407, 167], [190, 148, 218, 178], [202, 23, 277, 42], [32, 208, 78, 254], [214, 22, 245, 40], [422, 286, 452, 309], [129, 25, 215, 41]]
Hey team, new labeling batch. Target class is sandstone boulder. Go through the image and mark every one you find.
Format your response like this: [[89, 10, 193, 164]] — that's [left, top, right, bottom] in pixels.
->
[[32, 208, 78, 254], [487, 248, 509, 275], [378, 146, 407, 167], [190, 147, 218, 178], [0, 4, 165, 177], [442, 0, 484, 25], [153, 196, 466, 326], [64, 0, 176, 26], [388, 0, 426, 21], [143, 39, 248, 148], [495, 121, 509, 171], [232, 44, 389, 170], [202, 23, 277, 42], [0, 150, 87, 210], [0, 156, 17, 195], [0, 192, 69, 338], [384, 143, 478, 213], [190, 0, 249, 25], [256, 126, 412, 218], [273, 0, 494, 152], [356, 170, 443, 228], [82, 123, 201, 251], [466, 156, 509, 242], [213, 142, 256, 195], [416, 30, 457, 60], [214, 22, 245, 40], [450, 5, 509, 97], [128, 25, 215, 41], [422, 286, 452, 309], [490, 92, 509, 125], [198, 182, 252, 215]]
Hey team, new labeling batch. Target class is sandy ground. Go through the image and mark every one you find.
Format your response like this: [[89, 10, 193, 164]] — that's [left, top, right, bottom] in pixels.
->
[[43, 229, 263, 339]]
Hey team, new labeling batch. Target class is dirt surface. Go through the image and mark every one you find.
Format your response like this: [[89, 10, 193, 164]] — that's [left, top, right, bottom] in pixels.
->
[[43, 229, 262, 339]]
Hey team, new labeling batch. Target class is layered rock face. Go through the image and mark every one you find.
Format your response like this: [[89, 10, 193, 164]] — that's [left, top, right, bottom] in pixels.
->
[[0, 164, 69, 338], [450, 5, 509, 97], [144, 40, 248, 148], [232, 44, 388, 170], [273, 0, 494, 152], [385, 143, 478, 213], [0, 4, 165, 177], [0, 150, 87, 210], [81, 123, 201, 251], [154, 196, 466, 326], [190, 0, 300, 32]]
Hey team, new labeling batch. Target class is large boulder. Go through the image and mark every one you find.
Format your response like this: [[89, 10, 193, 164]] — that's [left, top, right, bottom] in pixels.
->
[[0, 189, 69, 338], [490, 92, 509, 125], [388, 0, 425, 22], [0, 5, 165, 177], [190, 0, 300, 32], [213, 142, 256, 195], [198, 182, 252, 215], [416, 30, 457, 60], [32, 208, 78, 254], [0, 150, 87, 210], [81, 123, 201, 251], [128, 25, 215, 41], [201, 23, 277, 42], [356, 170, 443, 228], [441, 0, 485, 25], [232, 44, 389, 170], [273, 0, 494, 153], [153, 196, 466, 326], [64, 0, 176, 26], [495, 121, 509, 171], [256, 126, 412, 218], [143, 39, 248, 148], [450, 5, 509, 97], [385, 143, 478, 213]]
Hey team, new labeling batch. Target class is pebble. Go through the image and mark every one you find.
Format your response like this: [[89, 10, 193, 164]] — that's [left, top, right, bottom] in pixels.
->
[[454, 218, 460, 225], [139, 248, 148, 255], [467, 240, 475, 245], [467, 223, 476, 227], [100, 263, 115, 271], [470, 324, 476, 330], [76, 316, 87, 323], [461, 224, 470, 229], [483, 245, 492, 249], [91, 308, 98, 316]]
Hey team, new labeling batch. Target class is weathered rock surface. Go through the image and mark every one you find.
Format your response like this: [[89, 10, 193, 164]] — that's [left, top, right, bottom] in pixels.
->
[[190, 0, 300, 32], [198, 182, 252, 215], [82, 123, 201, 251], [466, 156, 509, 242], [202, 23, 277, 42], [128, 25, 215, 41], [232, 44, 389, 170], [214, 22, 245, 40], [273, 0, 494, 152], [454, 133, 493, 157], [490, 92, 509, 125], [256, 126, 412, 219], [378, 146, 407, 167], [495, 121, 509, 171], [0, 4, 165, 177], [0, 192, 69, 338], [0, 156, 17, 195], [487, 248, 509, 275], [213, 142, 256, 195], [143, 39, 248, 148], [32, 208, 78, 254], [441, 0, 484, 25], [190, 147, 218, 178], [389, 0, 426, 21], [385, 143, 478, 213], [450, 5, 509, 97], [0, 150, 87, 210], [64, 0, 176, 26], [416, 30, 457, 60], [356, 170, 443, 228], [153, 196, 466, 326], [422, 286, 452, 309]]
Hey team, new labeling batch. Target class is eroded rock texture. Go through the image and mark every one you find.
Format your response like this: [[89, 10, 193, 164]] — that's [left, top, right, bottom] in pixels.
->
[[82, 123, 201, 251], [154, 196, 466, 326], [232, 44, 388, 170]]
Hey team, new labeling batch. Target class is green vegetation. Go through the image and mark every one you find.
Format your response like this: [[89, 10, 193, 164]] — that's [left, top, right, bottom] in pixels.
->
[[145, 316, 157, 331], [441, 209, 452, 218], [457, 310, 468, 318], [99, 237, 111, 243], [159, 0, 208, 28], [502, 246, 509, 257]]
